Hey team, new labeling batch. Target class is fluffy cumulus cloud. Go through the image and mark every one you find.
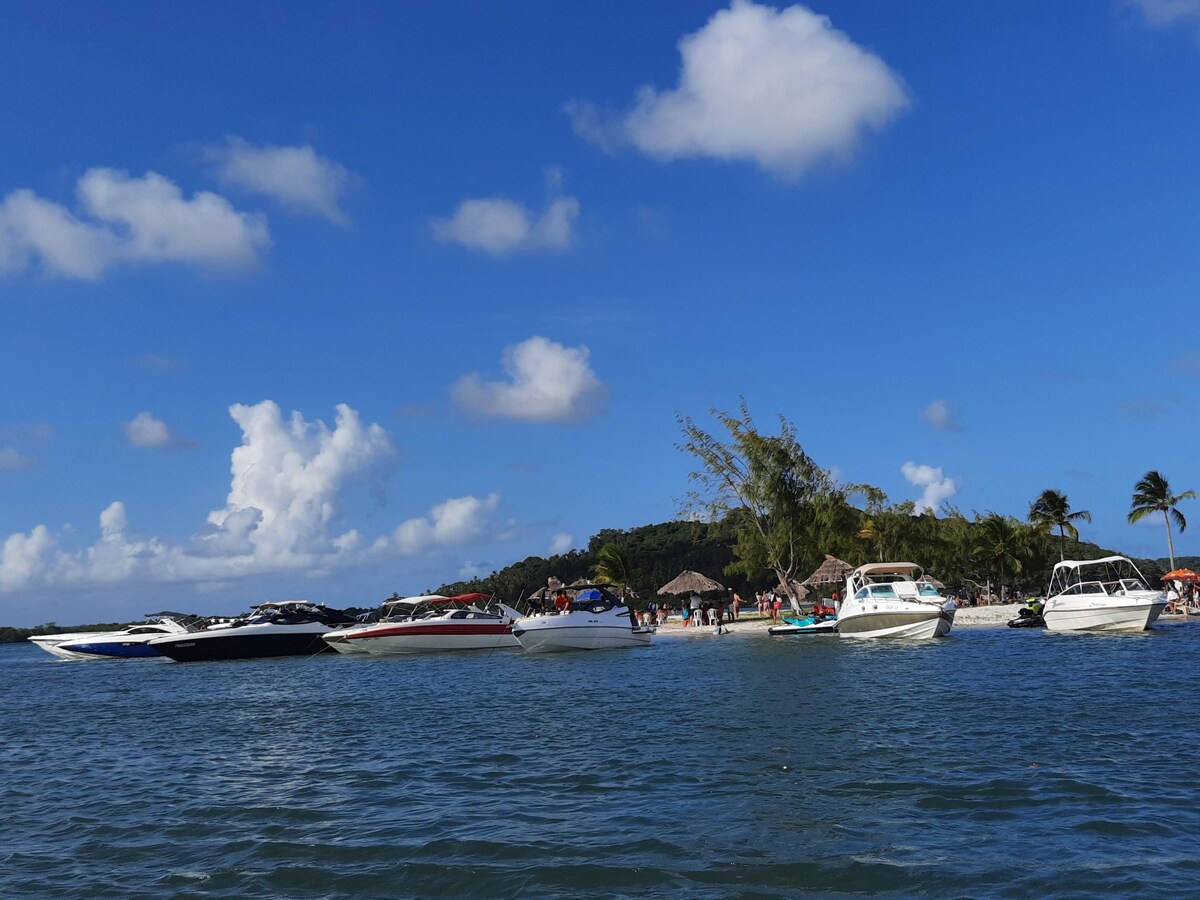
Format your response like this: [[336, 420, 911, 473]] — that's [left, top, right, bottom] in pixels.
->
[[568, 0, 909, 178], [920, 399, 962, 433], [390, 493, 502, 556], [196, 401, 395, 566], [452, 336, 607, 423], [207, 137, 355, 225], [431, 172, 579, 256], [0, 168, 269, 279], [549, 532, 573, 555], [123, 411, 195, 449], [0, 401, 508, 595], [902, 461, 957, 514]]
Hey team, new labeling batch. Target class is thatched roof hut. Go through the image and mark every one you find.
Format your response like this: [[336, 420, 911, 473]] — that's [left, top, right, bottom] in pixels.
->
[[802, 555, 854, 586], [658, 570, 726, 596], [777, 579, 810, 600], [529, 576, 566, 600]]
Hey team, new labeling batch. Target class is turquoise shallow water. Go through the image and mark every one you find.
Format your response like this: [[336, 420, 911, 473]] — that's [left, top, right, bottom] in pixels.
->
[[4, 621, 1200, 898]]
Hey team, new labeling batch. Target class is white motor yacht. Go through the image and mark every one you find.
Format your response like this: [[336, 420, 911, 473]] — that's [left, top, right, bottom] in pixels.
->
[[511, 584, 654, 652], [30, 612, 203, 659], [835, 562, 956, 638], [1042, 556, 1166, 633], [322, 593, 521, 655]]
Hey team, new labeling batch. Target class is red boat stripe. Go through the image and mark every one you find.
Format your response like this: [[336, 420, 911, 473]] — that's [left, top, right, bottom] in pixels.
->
[[348, 624, 512, 640]]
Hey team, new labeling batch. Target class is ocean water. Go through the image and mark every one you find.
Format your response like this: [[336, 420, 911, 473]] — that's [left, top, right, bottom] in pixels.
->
[[4, 621, 1200, 898]]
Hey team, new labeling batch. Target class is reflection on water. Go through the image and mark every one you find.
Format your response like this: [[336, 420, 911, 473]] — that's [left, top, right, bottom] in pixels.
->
[[3, 622, 1200, 897]]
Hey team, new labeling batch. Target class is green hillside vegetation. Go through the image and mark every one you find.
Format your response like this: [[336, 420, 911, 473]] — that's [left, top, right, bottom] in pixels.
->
[[437, 406, 1171, 607], [0, 622, 130, 644], [434, 515, 1162, 608]]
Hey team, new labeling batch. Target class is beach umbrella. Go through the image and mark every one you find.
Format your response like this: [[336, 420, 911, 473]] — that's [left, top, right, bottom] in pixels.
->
[[657, 570, 726, 596], [801, 555, 854, 586], [1163, 569, 1200, 583]]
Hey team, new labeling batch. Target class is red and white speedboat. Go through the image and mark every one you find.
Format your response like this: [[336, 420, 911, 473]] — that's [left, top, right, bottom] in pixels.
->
[[322, 593, 521, 655]]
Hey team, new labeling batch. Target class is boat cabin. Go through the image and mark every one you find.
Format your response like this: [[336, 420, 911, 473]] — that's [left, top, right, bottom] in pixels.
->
[[1047, 556, 1153, 598]]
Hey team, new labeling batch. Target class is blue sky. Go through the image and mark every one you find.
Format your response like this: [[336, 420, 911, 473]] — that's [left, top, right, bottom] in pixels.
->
[[3, 0, 1200, 624]]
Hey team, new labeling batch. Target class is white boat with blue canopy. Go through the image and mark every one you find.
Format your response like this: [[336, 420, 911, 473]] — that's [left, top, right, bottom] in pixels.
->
[[511, 584, 654, 652], [1042, 556, 1166, 633]]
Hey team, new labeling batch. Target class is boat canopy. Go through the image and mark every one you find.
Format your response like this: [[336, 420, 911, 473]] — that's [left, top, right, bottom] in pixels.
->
[[852, 562, 923, 577], [445, 593, 496, 604], [382, 594, 449, 607], [1051, 556, 1135, 572]]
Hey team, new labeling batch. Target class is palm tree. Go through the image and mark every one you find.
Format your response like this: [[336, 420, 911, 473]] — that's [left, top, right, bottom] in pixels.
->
[[1128, 471, 1197, 572], [972, 515, 1029, 600], [1028, 489, 1092, 561], [592, 543, 635, 600]]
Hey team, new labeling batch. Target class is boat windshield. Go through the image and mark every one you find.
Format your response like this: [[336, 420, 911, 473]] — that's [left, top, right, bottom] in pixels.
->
[[1048, 557, 1152, 598], [917, 584, 942, 597]]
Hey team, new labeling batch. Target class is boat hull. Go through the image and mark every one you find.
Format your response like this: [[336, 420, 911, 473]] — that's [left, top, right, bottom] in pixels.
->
[[769, 618, 837, 636], [150, 626, 336, 662], [333, 623, 520, 655], [512, 621, 653, 653], [836, 607, 954, 639], [1043, 599, 1166, 633], [52, 640, 163, 659]]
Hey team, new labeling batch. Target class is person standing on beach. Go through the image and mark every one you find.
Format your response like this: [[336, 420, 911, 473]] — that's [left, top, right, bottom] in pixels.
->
[[689, 592, 702, 626], [731, 592, 741, 620], [771, 594, 782, 625]]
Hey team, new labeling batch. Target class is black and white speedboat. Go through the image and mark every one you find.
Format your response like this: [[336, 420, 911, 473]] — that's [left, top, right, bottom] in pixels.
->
[[147, 601, 357, 662]]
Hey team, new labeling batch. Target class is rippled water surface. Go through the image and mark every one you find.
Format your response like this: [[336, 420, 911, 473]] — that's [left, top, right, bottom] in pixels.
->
[[5, 621, 1200, 898]]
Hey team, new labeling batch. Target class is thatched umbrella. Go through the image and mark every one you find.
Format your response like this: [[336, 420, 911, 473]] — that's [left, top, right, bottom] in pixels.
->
[[657, 570, 726, 596], [529, 576, 565, 600], [802, 555, 854, 587]]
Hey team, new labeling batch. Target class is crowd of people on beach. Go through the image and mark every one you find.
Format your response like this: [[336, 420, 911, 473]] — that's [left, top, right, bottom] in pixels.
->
[[627, 590, 805, 627]]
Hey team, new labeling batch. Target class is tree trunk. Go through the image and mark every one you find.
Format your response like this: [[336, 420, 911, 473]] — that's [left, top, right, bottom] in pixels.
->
[[1165, 509, 1176, 572], [1058, 525, 1065, 561]]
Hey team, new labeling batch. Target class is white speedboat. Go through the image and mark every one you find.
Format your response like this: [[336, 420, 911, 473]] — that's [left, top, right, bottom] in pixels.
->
[[511, 584, 654, 652], [323, 595, 446, 654], [835, 562, 956, 638], [322, 593, 521, 655], [30, 612, 203, 659], [148, 601, 357, 661], [1042, 556, 1167, 633]]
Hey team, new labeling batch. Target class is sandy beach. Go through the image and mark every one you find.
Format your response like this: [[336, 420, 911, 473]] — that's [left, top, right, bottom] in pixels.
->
[[654, 603, 1021, 636]]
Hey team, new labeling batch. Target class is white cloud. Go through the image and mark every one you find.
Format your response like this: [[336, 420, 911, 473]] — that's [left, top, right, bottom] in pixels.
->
[[1130, 0, 1200, 26], [0, 448, 38, 472], [207, 136, 354, 225], [549, 532, 573, 554], [568, 0, 909, 178], [431, 173, 580, 256], [0, 168, 270, 279], [123, 411, 195, 449], [0, 401, 514, 594], [392, 493, 502, 556], [0, 525, 57, 591], [902, 461, 957, 514], [199, 401, 395, 566], [920, 399, 961, 432], [453, 336, 607, 424]]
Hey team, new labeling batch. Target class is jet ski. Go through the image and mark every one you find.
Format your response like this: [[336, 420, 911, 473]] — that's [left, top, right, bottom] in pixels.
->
[[1007, 601, 1046, 629], [769, 605, 837, 636]]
